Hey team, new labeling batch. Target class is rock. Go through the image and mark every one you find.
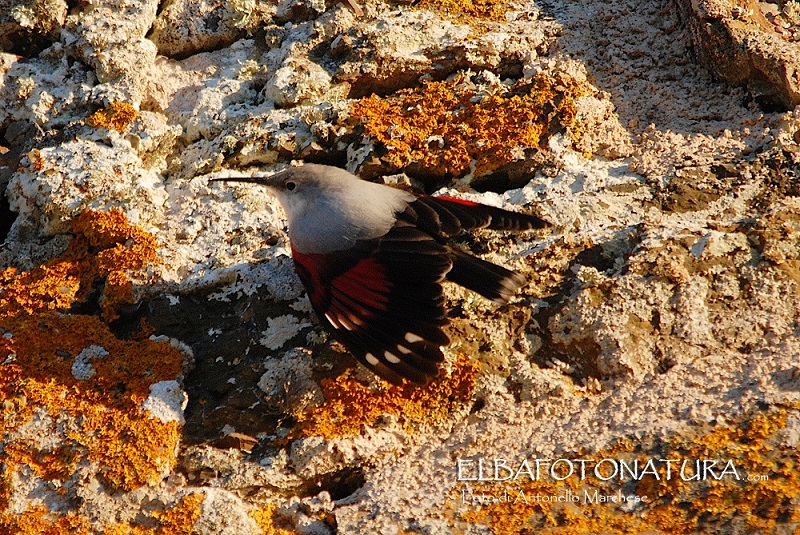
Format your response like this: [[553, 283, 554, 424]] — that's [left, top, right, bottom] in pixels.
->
[[149, 0, 266, 58], [63, 0, 160, 105], [0, 0, 67, 54], [2, 0, 800, 532], [676, 0, 800, 110], [262, 57, 335, 107]]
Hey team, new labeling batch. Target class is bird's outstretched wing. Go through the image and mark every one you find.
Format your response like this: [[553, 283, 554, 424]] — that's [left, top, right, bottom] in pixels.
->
[[398, 195, 548, 303], [404, 195, 550, 237], [292, 221, 452, 385]]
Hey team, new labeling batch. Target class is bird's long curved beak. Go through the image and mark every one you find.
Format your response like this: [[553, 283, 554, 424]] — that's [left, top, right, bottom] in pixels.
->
[[210, 169, 290, 188], [210, 176, 274, 187], [210, 176, 262, 184]]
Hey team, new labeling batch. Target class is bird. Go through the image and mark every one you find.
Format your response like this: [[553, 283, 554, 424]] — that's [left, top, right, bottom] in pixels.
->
[[214, 164, 549, 385]]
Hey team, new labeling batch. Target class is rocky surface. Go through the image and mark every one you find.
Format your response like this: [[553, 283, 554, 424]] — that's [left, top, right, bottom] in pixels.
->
[[2, 0, 800, 533], [677, 0, 800, 110]]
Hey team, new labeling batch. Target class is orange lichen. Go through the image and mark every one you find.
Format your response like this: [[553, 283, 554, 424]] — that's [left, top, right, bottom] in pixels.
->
[[0, 506, 94, 535], [0, 208, 159, 321], [447, 407, 800, 534], [413, 0, 510, 34], [86, 101, 138, 133], [1, 494, 205, 535], [418, 0, 508, 22], [150, 493, 205, 534], [294, 354, 479, 439], [0, 209, 186, 533], [250, 503, 298, 535], [1, 312, 183, 492], [350, 73, 586, 178]]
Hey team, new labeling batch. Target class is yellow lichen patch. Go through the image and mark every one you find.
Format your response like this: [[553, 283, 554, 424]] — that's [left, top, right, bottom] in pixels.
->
[[414, 0, 509, 32], [86, 101, 138, 133], [446, 407, 800, 534], [350, 73, 587, 178], [149, 493, 205, 534], [294, 354, 479, 439], [0, 262, 81, 313], [457, 480, 565, 534], [0, 312, 184, 493], [651, 410, 800, 533], [0, 209, 184, 529], [1, 494, 205, 535], [250, 503, 297, 535], [0, 208, 159, 321], [0, 506, 94, 535], [0, 469, 10, 511], [102, 525, 158, 535]]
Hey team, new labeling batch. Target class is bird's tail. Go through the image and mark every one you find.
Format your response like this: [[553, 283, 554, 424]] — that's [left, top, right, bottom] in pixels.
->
[[446, 248, 526, 304]]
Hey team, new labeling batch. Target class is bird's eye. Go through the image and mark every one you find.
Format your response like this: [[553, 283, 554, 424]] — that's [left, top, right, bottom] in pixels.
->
[[285, 181, 296, 191]]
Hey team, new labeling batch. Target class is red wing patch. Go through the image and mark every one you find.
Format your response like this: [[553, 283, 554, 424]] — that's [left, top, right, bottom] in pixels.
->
[[326, 258, 392, 331], [330, 257, 391, 312], [432, 195, 480, 207], [291, 249, 392, 331], [291, 230, 451, 385], [291, 248, 330, 311]]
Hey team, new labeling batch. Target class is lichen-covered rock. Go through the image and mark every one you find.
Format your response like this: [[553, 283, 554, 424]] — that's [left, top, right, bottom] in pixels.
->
[[0, 51, 94, 132], [63, 0, 159, 105], [676, 0, 800, 110], [8, 138, 168, 237], [262, 57, 335, 108], [333, 10, 473, 96], [149, 0, 272, 58], [0, 0, 67, 54], [0, 212, 188, 524], [2, 0, 800, 533]]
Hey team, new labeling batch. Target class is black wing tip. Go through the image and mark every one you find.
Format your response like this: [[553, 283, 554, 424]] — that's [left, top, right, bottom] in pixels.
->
[[489, 210, 550, 231], [358, 335, 446, 385], [521, 213, 551, 230], [489, 272, 528, 304], [447, 250, 529, 303]]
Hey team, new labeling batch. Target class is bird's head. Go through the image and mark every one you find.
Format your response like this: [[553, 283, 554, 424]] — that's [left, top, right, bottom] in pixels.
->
[[212, 164, 415, 252], [212, 165, 342, 223]]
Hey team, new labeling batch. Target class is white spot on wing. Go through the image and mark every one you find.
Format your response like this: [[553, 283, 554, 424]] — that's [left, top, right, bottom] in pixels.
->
[[328, 311, 364, 331], [325, 313, 341, 329], [404, 332, 423, 343], [346, 312, 365, 327], [365, 353, 379, 366], [396, 344, 411, 354], [338, 315, 356, 331], [384, 351, 401, 364]]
